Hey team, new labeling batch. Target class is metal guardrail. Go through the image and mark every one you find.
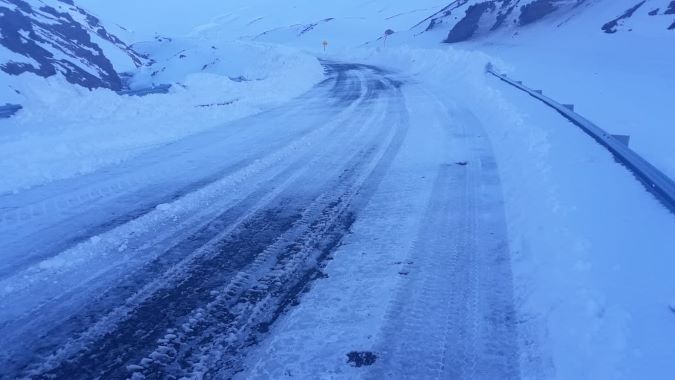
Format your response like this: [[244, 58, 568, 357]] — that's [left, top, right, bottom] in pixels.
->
[[117, 84, 172, 97], [488, 69, 675, 215], [0, 104, 23, 119]]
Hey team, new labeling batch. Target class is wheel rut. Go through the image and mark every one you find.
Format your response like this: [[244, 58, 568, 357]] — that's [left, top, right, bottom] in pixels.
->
[[2, 63, 410, 380]]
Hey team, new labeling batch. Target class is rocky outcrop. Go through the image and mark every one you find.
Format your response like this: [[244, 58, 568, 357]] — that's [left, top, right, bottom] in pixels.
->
[[0, 0, 147, 90]]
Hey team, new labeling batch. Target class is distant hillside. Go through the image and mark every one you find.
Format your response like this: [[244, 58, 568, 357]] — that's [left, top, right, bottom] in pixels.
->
[[413, 0, 675, 43], [0, 0, 148, 90]]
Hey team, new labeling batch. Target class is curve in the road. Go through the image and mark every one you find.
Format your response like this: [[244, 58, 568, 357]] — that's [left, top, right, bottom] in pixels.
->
[[0, 61, 520, 380], [0, 62, 409, 379]]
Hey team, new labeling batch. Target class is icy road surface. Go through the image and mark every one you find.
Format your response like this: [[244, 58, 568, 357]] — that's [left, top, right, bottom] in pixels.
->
[[0, 63, 518, 379]]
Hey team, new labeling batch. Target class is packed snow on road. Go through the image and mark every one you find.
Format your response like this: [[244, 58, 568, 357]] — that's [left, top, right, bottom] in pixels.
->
[[1, 0, 674, 379]]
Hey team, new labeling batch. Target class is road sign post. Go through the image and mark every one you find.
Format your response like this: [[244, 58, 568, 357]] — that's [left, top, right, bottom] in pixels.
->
[[383, 29, 394, 47]]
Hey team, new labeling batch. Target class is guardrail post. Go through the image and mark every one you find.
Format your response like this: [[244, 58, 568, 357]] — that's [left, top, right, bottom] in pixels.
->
[[487, 68, 675, 215], [612, 135, 631, 147]]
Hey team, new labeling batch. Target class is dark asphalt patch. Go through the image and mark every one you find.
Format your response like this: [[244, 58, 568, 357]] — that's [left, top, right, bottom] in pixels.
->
[[347, 351, 378, 367]]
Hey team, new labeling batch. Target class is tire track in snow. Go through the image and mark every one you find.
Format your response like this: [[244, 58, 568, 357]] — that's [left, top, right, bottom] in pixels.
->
[[8, 87, 376, 379], [0, 63, 370, 324], [0, 79, 369, 363], [366, 106, 519, 379], [0, 73, 350, 279], [3, 63, 407, 379], [199, 84, 408, 380]]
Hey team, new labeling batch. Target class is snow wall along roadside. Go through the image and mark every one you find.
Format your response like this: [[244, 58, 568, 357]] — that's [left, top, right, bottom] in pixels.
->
[[353, 46, 675, 379]]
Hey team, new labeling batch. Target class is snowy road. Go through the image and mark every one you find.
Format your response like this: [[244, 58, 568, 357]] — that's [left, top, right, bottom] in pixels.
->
[[0, 62, 519, 378]]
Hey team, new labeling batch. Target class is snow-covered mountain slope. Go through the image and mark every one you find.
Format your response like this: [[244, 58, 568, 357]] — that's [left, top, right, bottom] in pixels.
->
[[452, 0, 675, 178], [188, 1, 446, 52], [128, 37, 315, 90], [601, 0, 675, 32], [414, 0, 675, 42], [73, 0, 445, 52], [0, 0, 147, 91], [417, 0, 590, 42], [371, 0, 674, 178], [0, 1, 324, 193]]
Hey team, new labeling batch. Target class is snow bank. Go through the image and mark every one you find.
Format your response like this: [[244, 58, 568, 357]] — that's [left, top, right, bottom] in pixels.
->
[[0, 41, 323, 194], [129, 40, 315, 89], [355, 46, 675, 379], [462, 0, 675, 179]]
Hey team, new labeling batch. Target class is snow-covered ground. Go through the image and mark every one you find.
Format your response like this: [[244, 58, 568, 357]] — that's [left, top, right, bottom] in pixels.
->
[[1, 0, 453, 195], [359, 46, 675, 379], [75, 0, 447, 43], [1, 0, 674, 379], [234, 45, 675, 379], [395, 0, 675, 178], [475, 0, 675, 180], [0, 40, 322, 194]]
